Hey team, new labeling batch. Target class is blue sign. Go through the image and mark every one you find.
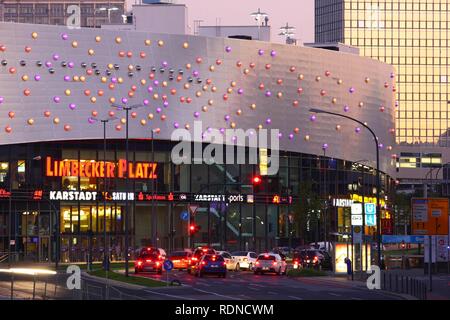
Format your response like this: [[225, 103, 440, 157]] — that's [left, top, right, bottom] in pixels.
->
[[163, 259, 174, 271], [180, 211, 189, 221], [366, 214, 376, 226], [382, 235, 425, 244], [365, 203, 376, 215]]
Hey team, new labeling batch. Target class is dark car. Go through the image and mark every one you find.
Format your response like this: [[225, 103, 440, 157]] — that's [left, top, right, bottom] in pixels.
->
[[134, 251, 164, 274], [187, 247, 216, 274], [168, 251, 192, 270], [294, 249, 332, 270], [195, 254, 226, 278]]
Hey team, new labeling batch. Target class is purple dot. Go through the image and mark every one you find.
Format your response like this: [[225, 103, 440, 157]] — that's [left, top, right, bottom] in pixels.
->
[[278, 133, 283, 139], [270, 50, 277, 57], [156, 107, 162, 113], [61, 33, 68, 40], [111, 77, 118, 83], [173, 122, 179, 129], [265, 91, 272, 97], [322, 143, 328, 150], [225, 46, 232, 53], [121, 98, 128, 104], [69, 103, 76, 110], [310, 115, 316, 122], [378, 143, 384, 148], [266, 118, 272, 124], [355, 127, 361, 133], [52, 54, 60, 61], [349, 87, 355, 93], [207, 127, 212, 133], [162, 61, 168, 67], [232, 136, 237, 141], [0, 97, 4, 104], [143, 99, 149, 106], [147, 86, 154, 93], [237, 88, 244, 95], [45, 61, 52, 68], [163, 101, 169, 108], [68, 62, 74, 68], [224, 115, 230, 121], [63, 75, 70, 82], [153, 80, 159, 86], [258, 49, 264, 56], [53, 96, 61, 103], [88, 117, 96, 124], [34, 75, 41, 81], [220, 128, 225, 134], [194, 112, 200, 118], [344, 105, 350, 112], [289, 134, 294, 140], [193, 71, 199, 77]]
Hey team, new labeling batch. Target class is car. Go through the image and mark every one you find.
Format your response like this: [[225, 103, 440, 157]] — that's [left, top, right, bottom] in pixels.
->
[[217, 251, 239, 271], [138, 247, 167, 260], [295, 249, 332, 270], [187, 247, 216, 274], [254, 253, 287, 275], [168, 251, 192, 270], [195, 254, 227, 278], [134, 251, 164, 274], [230, 251, 258, 271]]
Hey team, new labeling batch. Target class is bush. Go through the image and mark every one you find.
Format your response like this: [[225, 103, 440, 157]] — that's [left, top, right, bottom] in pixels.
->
[[287, 268, 327, 277]]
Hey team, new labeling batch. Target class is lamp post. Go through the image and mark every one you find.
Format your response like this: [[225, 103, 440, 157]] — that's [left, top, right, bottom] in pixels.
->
[[111, 103, 143, 277], [250, 8, 268, 40], [96, 6, 119, 26], [150, 129, 157, 248], [89, 116, 118, 270], [309, 108, 383, 267]]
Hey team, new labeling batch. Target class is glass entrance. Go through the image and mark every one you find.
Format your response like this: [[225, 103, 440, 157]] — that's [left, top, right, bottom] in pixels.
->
[[39, 237, 50, 262]]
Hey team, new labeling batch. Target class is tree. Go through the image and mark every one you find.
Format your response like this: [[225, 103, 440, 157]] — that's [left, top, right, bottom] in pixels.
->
[[293, 181, 325, 244]]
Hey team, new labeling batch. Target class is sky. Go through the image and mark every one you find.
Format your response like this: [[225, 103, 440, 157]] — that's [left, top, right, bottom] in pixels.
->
[[126, 0, 315, 43]]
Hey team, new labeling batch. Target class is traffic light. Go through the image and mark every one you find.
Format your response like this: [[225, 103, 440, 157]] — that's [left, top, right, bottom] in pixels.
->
[[189, 223, 201, 236], [252, 175, 262, 193], [400, 241, 406, 249]]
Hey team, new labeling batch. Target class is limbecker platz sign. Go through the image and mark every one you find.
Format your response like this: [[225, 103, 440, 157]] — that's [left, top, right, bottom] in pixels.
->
[[46, 157, 157, 179]]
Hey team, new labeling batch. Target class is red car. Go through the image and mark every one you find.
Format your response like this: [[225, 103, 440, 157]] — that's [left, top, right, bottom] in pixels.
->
[[135, 251, 164, 274], [168, 251, 192, 270], [187, 247, 216, 274]]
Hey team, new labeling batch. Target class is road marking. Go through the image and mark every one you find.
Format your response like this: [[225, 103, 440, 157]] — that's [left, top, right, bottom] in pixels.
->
[[288, 296, 303, 300], [193, 288, 241, 300], [144, 290, 195, 300], [329, 293, 341, 297], [268, 291, 278, 295], [249, 283, 265, 288], [351, 297, 363, 300]]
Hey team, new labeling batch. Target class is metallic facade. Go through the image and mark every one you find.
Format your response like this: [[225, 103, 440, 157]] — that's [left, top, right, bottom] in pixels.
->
[[0, 22, 396, 176], [316, 0, 450, 147]]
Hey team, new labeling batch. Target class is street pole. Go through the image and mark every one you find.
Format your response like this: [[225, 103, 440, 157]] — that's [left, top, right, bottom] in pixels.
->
[[124, 107, 130, 277], [151, 129, 157, 247], [8, 163, 12, 266], [309, 108, 383, 267], [102, 120, 109, 271]]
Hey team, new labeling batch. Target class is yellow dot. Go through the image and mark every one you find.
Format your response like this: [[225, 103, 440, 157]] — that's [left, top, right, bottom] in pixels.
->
[[211, 86, 217, 93], [196, 91, 202, 97], [95, 36, 102, 42], [118, 77, 123, 84], [73, 76, 80, 82], [108, 63, 114, 69], [145, 39, 152, 46], [250, 104, 256, 110], [140, 119, 147, 126], [227, 88, 233, 94], [186, 63, 191, 69], [208, 99, 214, 106], [72, 41, 78, 48], [27, 118, 34, 125], [22, 75, 29, 81], [31, 32, 38, 39], [101, 77, 108, 83], [183, 42, 189, 49], [148, 113, 154, 120], [80, 76, 86, 82], [230, 81, 237, 87], [90, 97, 97, 103], [158, 40, 164, 47], [65, 89, 71, 96], [230, 122, 236, 129], [304, 135, 310, 141], [141, 79, 147, 85], [185, 124, 190, 130], [128, 65, 134, 71], [153, 93, 159, 100], [202, 106, 208, 112], [120, 118, 126, 124], [109, 97, 116, 103], [88, 49, 95, 56], [184, 83, 190, 90], [115, 37, 122, 44], [209, 65, 215, 72], [202, 85, 208, 91], [257, 124, 263, 130], [53, 117, 60, 124]]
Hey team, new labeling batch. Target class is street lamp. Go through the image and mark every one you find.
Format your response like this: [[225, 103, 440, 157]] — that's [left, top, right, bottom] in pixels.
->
[[111, 103, 143, 277], [96, 6, 119, 24], [150, 128, 158, 248], [309, 108, 383, 268], [250, 8, 268, 40], [8, 156, 41, 265], [89, 116, 118, 270]]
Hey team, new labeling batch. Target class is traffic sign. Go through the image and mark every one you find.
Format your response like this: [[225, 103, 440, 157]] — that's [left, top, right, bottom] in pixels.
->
[[366, 213, 376, 226], [180, 210, 189, 221], [163, 259, 174, 271], [412, 198, 449, 235], [189, 205, 199, 215], [364, 203, 376, 215]]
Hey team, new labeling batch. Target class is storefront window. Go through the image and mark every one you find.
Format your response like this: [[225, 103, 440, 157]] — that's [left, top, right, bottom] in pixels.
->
[[0, 162, 8, 184], [61, 205, 122, 234]]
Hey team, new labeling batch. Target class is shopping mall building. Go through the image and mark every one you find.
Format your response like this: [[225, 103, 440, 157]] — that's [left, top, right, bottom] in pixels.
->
[[0, 22, 397, 263]]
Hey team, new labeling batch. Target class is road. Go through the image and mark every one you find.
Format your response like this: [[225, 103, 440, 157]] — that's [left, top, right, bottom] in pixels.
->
[[80, 269, 406, 300]]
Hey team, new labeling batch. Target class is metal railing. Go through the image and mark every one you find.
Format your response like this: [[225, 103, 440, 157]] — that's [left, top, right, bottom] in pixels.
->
[[381, 271, 427, 300]]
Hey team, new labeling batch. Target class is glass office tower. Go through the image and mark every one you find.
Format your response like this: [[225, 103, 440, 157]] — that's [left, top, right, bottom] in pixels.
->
[[316, 0, 450, 147]]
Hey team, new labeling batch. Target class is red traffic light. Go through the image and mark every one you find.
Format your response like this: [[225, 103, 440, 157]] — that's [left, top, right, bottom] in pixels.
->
[[189, 224, 196, 231], [252, 176, 262, 184]]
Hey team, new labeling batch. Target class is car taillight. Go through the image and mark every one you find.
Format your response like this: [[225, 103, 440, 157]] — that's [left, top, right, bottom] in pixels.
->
[[255, 261, 260, 265], [294, 261, 299, 265], [192, 257, 198, 261], [314, 256, 318, 262], [137, 261, 143, 266], [201, 261, 206, 265], [273, 262, 277, 266], [156, 262, 160, 266], [158, 255, 162, 259], [222, 262, 226, 266]]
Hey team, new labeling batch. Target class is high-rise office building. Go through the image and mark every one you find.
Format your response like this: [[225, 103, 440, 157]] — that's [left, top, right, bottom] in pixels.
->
[[0, 0, 125, 27], [315, 0, 450, 193]]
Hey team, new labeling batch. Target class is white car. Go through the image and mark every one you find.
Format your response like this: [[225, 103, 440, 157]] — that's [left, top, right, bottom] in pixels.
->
[[254, 253, 288, 275], [217, 251, 239, 271], [230, 251, 258, 271]]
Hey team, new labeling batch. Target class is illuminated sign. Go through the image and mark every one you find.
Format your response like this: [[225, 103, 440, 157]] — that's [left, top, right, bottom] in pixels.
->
[[137, 192, 175, 201], [350, 194, 385, 207], [0, 189, 11, 198], [32, 190, 43, 200], [46, 157, 157, 179], [50, 191, 98, 201], [193, 194, 245, 203], [272, 195, 292, 204], [333, 198, 354, 207], [259, 148, 268, 176], [101, 192, 134, 201], [412, 198, 449, 236]]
